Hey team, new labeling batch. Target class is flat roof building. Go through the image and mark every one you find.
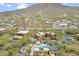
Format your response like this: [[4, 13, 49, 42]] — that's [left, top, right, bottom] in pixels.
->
[[16, 30, 29, 35]]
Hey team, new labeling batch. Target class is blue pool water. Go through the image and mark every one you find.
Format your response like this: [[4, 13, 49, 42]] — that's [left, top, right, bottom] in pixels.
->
[[35, 45, 49, 49]]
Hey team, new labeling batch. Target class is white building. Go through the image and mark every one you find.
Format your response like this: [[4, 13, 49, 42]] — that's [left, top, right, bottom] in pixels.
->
[[53, 21, 68, 30]]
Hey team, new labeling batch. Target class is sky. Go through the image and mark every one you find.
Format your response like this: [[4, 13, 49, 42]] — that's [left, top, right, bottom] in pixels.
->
[[0, 3, 79, 12], [0, 3, 32, 12], [63, 3, 79, 7]]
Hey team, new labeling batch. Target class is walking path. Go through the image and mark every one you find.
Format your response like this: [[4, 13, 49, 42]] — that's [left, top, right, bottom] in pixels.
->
[[29, 44, 35, 56], [16, 45, 27, 56]]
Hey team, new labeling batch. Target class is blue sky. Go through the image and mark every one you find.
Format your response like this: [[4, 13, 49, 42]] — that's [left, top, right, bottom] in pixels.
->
[[0, 3, 32, 12], [63, 3, 79, 7], [0, 3, 79, 12]]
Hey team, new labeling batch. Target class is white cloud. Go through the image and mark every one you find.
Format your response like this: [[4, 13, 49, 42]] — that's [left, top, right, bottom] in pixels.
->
[[17, 3, 21, 5], [6, 4, 11, 7], [17, 3, 29, 9], [0, 3, 11, 7]]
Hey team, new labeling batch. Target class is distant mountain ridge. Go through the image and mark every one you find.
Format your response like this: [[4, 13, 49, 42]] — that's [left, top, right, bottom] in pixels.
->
[[0, 3, 79, 16], [0, 3, 79, 29]]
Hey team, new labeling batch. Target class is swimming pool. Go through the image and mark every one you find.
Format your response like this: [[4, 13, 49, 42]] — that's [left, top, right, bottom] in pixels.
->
[[35, 44, 49, 49]]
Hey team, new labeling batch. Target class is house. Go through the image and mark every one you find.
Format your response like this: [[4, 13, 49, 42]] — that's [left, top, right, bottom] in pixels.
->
[[32, 33, 45, 41], [0, 28, 6, 32], [33, 48, 40, 56], [69, 25, 77, 29], [53, 21, 68, 30], [13, 30, 29, 40], [38, 32, 45, 36], [16, 30, 29, 36], [33, 44, 49, 56], [0, 28, 7, 34], [13, 35, 23, 40], [32, 32, 56, 41]]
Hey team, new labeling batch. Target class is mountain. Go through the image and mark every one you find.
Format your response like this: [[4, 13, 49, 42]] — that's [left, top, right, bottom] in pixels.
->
[[0, 3, 79, 29]]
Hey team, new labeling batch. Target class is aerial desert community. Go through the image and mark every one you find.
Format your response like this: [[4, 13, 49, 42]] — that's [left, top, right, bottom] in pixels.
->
[[0, 3, 79, 56]]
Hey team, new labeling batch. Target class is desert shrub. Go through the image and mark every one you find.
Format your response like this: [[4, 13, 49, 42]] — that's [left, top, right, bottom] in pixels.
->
[[55, 50, 67, 56], [55, 42, 65, 50], [0, 39, 9, 46], [55, 30, 64, 38], [6, 48, 19, 56], [25, 46, 31, 56], [0, 33, 10, 40], [0, 47, 19, 56], [43, 38, 49, 44], [13, 36, 31, 47], [64, 47, 75, 53], [64, 29, 77, 35], [9, 28, 17, 35], [0, 51, 9, 56], [71, 48, 79, 55]]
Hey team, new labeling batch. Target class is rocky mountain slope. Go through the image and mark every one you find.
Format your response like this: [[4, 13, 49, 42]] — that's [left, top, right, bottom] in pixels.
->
[[0, 3, 79, 29]]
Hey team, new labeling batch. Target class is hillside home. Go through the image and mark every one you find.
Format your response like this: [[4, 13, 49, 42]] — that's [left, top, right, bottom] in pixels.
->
[[53, 21, 68, 30], [16, 30, 29, 36], [0, 28, 7, 34], [33, 43, 49, 56], [32, 32, 56, 41], [13, 30, 29, 40], [13, 35, 23, 40]]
